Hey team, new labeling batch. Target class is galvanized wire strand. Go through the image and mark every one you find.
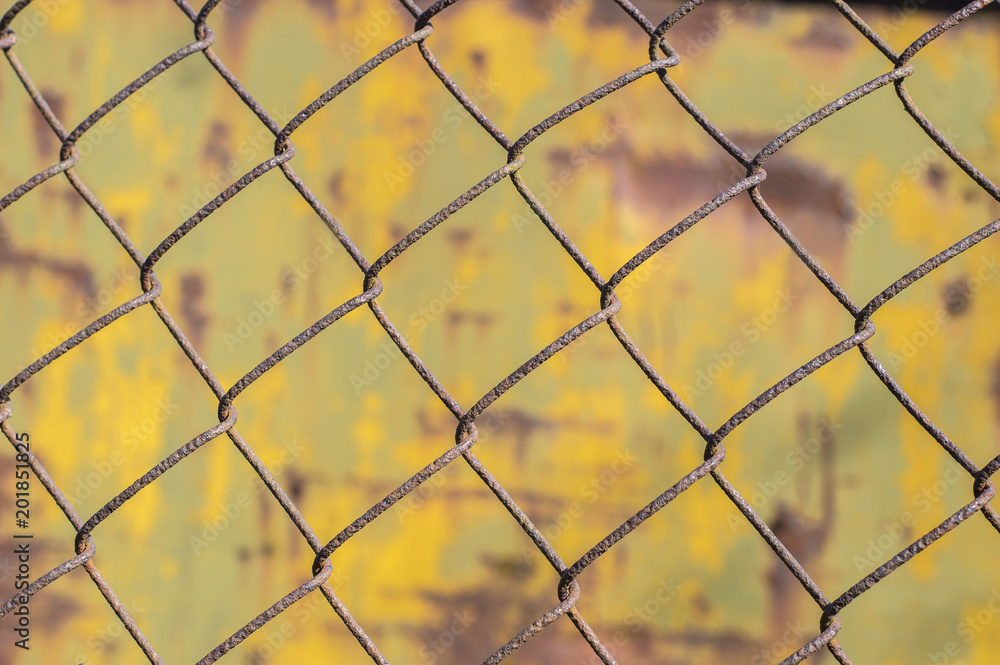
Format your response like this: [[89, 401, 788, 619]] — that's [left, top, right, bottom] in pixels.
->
[[0, 0, 998, 662]]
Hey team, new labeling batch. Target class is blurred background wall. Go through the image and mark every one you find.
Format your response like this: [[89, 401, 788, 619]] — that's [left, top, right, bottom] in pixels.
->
[[1, 0, 999, 663]]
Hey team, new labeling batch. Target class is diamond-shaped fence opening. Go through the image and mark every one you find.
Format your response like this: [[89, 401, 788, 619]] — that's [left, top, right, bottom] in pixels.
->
[[1, 0, 1000, 663]]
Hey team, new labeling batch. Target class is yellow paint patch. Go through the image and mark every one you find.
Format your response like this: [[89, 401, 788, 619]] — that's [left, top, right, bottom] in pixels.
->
[[678, 446, 728, 574], [160, 557, 179, 580], [353, 392, 386, 451], [99, 187, 153, 224], [47, 0, 83, 34]]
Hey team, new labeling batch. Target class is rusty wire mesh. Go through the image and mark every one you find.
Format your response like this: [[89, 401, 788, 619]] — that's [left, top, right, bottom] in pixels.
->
[[0, 0, 998, 662]]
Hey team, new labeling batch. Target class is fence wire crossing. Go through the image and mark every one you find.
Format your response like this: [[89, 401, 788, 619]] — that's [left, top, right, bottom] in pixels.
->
[[1, 0, 999, 662]]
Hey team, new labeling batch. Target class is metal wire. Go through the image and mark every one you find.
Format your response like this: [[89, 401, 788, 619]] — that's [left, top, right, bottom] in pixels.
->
[[1, 0, 998, 662]]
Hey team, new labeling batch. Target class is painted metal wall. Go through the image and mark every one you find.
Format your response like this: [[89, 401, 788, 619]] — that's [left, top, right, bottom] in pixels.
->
[[1, 0, 999, 663]]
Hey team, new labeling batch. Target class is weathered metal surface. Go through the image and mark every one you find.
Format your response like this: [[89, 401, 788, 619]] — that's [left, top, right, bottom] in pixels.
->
[[0, 0, 999, 664]]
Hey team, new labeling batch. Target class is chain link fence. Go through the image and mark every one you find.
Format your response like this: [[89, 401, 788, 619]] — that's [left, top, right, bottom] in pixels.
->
[[1, 0, 999, 662]]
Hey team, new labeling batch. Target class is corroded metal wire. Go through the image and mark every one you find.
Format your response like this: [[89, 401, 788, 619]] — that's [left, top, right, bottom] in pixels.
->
[[0, 0, 998, 663]]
